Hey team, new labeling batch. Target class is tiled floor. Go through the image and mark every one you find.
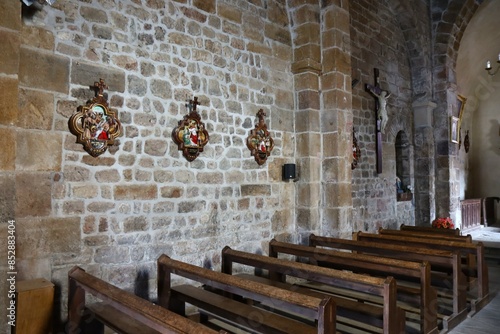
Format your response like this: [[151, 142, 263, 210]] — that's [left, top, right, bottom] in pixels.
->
[[447, 224, 500, 334]]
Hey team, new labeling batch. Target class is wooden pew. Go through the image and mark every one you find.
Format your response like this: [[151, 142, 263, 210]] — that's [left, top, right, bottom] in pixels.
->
[[157, 254, 336, 334], [309, 234, 467, 331], [353, 231, 490, 315], [67, 266, 222, 334], [400, 224, 461, 236], [221, 246, 406, 334], [268, 239, 438, 334], [379, 228, 477, 277], [379, 227, 472, 243]]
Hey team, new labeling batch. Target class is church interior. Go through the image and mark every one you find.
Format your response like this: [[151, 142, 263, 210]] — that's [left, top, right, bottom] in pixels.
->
[[2, 0, 500, 333]]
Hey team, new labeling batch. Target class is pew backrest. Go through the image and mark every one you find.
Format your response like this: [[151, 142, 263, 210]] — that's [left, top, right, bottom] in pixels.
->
[[308, 233, 467, 317], [354, 231, 489, 300], [269, 239, 437, 334], [379, 227, 472, 242], [157, 254, 336, 334], [68, 266, 221, 334], [400, 224, 461, 236], [221, 246, 403, 334]]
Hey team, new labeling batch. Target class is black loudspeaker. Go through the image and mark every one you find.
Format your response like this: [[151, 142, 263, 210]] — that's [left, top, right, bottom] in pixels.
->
[[282, 163, 296, 181]]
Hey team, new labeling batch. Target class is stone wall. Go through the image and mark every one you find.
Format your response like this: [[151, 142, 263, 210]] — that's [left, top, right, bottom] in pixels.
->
[[0, 0, 481, 331], [350, 0, 415, 231], [1, 0, 300, 330], [430, 0, 481, 227]]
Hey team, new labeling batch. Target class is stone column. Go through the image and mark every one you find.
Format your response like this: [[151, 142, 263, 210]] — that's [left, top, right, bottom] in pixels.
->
[[0, 2, 21, 331], [289, 2, 322, 241], [412, 100, 437, 225], [319, 2, 352, 238]]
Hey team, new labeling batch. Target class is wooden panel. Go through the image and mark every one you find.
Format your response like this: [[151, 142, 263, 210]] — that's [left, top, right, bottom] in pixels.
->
[[461, 199, 482, 231], [14, 278, 54, 334]]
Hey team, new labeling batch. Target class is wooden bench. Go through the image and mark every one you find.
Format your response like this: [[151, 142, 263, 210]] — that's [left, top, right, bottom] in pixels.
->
[[354, 231, 490, 315], [269, 239, 438, 334], [379, 228, 477, 280], [157, 254, 336, 334], [309, 234, 467, 331], [379, 227, 471, 243], [400, 224, 461, 236], [221, 246, 406, 334], [67, 266, 222, 334]]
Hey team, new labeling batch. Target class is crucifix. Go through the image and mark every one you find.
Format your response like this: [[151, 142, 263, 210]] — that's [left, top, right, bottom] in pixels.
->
[[93, 78, 108, 97], [365, 68, 390, 174], [186, 96, 200, 113]]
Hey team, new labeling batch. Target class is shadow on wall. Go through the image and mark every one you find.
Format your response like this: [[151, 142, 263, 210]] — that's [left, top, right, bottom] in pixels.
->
[[134, 269, 149, 301], [489, 119, 500, 156]]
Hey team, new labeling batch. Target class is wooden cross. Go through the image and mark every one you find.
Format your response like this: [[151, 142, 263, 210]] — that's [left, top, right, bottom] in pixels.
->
[[187, 97, 200, 113], [365, 68, 383, 174], [93, 78, 108, 96]]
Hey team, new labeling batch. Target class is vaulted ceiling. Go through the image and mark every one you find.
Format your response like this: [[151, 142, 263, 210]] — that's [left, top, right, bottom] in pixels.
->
[[457, 0, 500, 98]]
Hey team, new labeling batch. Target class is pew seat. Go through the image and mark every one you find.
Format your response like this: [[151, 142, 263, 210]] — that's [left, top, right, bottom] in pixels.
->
[[171, 284, 320, 334], [85, 303, 162, 334], [157, 254, 336, 334], [67, 266, 222, 334]]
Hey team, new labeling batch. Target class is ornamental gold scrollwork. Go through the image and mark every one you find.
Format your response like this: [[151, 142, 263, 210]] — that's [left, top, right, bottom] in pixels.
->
[[171, 97, 209, 162], [68, 79, 122, 157], [246, 109, 274, 165]]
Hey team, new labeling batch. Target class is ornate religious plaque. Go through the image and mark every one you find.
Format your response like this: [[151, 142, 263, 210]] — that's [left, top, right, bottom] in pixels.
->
[[351, 128, 361, 170], [172, 97, 209, 161], [246, 109, 274, 165], [68, 79, 122, 157]]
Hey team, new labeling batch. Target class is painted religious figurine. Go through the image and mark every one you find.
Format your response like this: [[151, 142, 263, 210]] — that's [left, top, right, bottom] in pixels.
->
[[172, 97, 209, 161], [367, 87, 391, 134], [246, 109, 274, 165], [68, 79, 122, 157]]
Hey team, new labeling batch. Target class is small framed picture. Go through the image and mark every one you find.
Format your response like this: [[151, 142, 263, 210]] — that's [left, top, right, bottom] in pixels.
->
[[450, 116, 459, 143]]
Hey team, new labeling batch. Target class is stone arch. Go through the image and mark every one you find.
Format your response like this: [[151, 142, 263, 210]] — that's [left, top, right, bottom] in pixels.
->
[[386, 0, 433, 98], [431, 0, 482, 220]]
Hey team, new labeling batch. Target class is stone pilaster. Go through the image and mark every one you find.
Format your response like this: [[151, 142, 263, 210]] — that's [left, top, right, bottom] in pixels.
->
[[289, 2, 322, 241], [413, 100, 437, 225], [319, 2, 352, 238]]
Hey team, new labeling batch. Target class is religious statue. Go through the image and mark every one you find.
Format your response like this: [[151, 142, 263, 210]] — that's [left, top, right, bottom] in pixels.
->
[[367, 87, 391, 134]]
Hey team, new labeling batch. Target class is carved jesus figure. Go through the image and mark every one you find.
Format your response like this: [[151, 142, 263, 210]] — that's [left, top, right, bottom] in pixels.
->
[[367, 87, 391, 134]]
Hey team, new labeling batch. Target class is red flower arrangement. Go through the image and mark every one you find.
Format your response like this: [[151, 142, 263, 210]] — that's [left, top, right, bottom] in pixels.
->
[[432, 217, 454, 229]]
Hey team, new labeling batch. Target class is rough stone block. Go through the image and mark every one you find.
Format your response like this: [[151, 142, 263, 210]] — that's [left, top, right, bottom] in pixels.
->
[[217, 3, 242, 23], [194, 0, 215, 13], [293, 44, 321, 63], [94, 246, 130, 264], [241, 184, 271, 196], [114, 185, 157, 200], [0, 0, 21, 30], [0, 77, 19, 126], [16, 130, 62, 171], [15, 172, 52, 218], [293, 23, 320, 46], [0, 173, 15, 222], [296, 132, 321, 157], [19, 47, 70, 93], [70, 61, 126, 93], [21, 25, 55, 50], [264, 23, 291, 45], [297, 182, 320, 207], [298, 90, 320, 110], [295, 109, 320, 133], [0, 128, 16, 170], [15, 217, 81, 258], [18, 88, 54, 130], [0, 30, 20, 75], [124, 216, 149, 232]]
